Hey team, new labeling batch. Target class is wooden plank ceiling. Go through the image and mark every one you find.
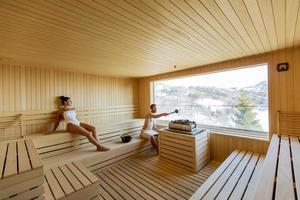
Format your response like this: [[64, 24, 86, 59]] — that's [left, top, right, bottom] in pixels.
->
[[0, 0, 300, 77]]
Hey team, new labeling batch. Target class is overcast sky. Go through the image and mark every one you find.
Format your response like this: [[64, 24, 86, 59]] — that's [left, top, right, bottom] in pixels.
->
[[155, 64, 268, 89]]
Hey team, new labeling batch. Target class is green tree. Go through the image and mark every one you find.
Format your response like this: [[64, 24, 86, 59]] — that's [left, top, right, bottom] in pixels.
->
[[232, 93, 262, 130]]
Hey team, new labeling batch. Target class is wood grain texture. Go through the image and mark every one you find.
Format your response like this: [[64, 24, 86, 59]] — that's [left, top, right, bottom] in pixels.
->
[[0, 64, 139, 139], [44, 162, 100, 200], [158, 129, 209, 172], [209, 132, 269, 162], [0, 0, 300, 77], [139, 46, 300, 137], [190, 150, 265, 200], [95, 150, 219, 200], [0, 139, 44, 200], [277, 111, 300, 136], [253, 134, 300, 200]]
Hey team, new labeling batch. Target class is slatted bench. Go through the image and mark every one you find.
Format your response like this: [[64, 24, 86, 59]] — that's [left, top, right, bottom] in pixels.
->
[[27, 119, 151, 171], [190, 149, 265, 200], [253, 134, 300, 200], [0, 139, 44, 200], [44, 161, 100, 200]]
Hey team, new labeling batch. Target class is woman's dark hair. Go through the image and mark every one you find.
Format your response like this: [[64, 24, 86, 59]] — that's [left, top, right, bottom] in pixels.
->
[[60, 96, 70, 105], [150, 104, 156, 109]]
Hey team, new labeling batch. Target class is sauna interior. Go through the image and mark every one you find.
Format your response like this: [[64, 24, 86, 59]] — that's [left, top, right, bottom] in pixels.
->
[[1, 0, 300, 200]]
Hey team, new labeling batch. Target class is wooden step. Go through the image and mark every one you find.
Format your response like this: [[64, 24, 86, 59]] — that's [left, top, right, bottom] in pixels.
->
[[44, 161, 100, 200]]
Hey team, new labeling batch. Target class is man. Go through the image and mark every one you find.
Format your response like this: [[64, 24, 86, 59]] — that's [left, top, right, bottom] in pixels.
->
[[140, 104, 172, 151]]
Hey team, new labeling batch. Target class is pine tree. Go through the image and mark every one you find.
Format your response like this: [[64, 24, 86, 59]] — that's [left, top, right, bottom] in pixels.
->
[[232, 93, 262, 130]]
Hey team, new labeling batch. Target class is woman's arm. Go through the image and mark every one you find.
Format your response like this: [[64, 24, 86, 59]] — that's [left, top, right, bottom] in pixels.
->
[[51, 110, 62, 133]]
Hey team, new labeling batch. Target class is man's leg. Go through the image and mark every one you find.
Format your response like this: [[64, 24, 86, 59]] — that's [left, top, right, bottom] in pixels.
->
[[150, 135, 158, 150]]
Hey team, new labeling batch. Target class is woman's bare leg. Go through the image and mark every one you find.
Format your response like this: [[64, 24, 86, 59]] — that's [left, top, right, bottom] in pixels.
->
[[80, 123, 99, 142], [67, 123, 109, 151], [80, 123, 109, 151]]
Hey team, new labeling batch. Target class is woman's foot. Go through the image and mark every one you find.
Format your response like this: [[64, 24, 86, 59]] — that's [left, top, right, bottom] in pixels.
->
[[97, 146, 110, 151]]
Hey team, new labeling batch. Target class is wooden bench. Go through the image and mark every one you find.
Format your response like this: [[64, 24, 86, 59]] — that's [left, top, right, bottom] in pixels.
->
[[252, 111, 300, 199], [190, 149, 265, 200], [0, 139, 44, 200], [0, 114, 23, 141], [253, 134, 300, 199], [44, 161, 100, 200], [28, 119, 151, 171]]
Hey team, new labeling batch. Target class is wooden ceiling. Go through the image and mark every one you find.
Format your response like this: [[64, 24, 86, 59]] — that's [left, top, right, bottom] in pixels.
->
[[0, 0, 300, 77]]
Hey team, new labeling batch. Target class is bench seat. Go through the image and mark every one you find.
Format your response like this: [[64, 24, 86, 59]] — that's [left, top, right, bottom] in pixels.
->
[[27, 119, 151, 171], [0, 139, 44, 200], [42, 135, 151, 171], [44, 161, 100, 200], [190, 149, 265, 200], [253, 134, 300, 200], [28, 119, 145, 159]]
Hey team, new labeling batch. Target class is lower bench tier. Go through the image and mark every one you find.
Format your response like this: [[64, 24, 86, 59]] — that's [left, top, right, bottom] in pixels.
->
[[44, 161, 100, 200], [190, 150, 265, 200]]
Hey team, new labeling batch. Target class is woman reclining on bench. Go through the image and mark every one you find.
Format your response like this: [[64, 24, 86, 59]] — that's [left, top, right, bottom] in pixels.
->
[[50, 96, 110, 151]]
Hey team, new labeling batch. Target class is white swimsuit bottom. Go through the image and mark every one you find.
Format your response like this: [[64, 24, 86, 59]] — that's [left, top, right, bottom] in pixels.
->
[[140, 129, 158, 139]]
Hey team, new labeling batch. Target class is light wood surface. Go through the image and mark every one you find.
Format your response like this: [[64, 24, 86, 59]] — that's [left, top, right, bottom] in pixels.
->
[[253, 134, 300, 200], [190, 149, 265, 200], [0, 64, 139, 140], [158, 129, 210, 172], [277, 111, 300, 136], [291, 136, 300, 199], [26, 119, 152, 171], [8, 185, 44, 200], [0, 114, 22, 141], [0, 176, 44, 199], [0, 138, 44, 200], [0, 0, 300, 77], [95, 150, 220, 200], [209, 132, 269, 162], [139, 46, 300, 136], [275, 136, 294, 199], [0, 139, 42, 180], [252, 134, 279, 199], [29, 119, 144, 159], [44, 162, 100, 200]]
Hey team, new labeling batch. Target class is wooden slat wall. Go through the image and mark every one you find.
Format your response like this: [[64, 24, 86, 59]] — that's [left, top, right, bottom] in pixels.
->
[[209, 133, 269, 162], [139, 46, 300, 136], [277, 111, 300, 136], [0, 0, 300, 77], [0, 64, 139, 137]]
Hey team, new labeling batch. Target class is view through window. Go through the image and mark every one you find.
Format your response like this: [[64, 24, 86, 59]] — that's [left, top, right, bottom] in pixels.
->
[[153, 65, 269, 132]]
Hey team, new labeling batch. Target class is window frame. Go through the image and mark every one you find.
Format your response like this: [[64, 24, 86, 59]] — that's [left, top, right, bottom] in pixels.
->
[[151, 64, 269, 139]]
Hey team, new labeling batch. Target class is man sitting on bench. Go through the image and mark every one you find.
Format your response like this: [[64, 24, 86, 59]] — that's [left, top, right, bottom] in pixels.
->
[[141, 104, 173, 151]]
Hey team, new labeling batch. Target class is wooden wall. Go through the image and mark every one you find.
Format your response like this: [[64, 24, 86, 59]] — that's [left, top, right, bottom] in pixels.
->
[[209, 133, 269, 162], [139, 46, 300, 137], [0, 64, 139, 139]]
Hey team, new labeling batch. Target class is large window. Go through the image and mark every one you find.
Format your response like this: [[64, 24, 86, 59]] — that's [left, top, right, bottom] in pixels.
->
[[153, 65, 268, 133]]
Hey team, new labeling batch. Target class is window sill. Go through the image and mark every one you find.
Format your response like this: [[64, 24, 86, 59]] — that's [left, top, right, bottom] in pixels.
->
[[156, 120, 269, 141]]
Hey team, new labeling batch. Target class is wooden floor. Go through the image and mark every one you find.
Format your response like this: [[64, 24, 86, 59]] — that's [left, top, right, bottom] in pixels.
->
[[94, 151, 220, 200]]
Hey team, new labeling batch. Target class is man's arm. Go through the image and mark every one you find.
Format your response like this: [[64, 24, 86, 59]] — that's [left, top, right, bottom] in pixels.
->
[[148, 112, 170, 119]]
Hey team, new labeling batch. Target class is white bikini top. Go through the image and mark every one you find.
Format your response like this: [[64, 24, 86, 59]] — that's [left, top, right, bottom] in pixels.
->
[[63, 110, 80, 126]]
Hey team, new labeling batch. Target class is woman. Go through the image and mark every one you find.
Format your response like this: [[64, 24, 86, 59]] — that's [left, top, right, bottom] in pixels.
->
[[51, 96, 110, 151]]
